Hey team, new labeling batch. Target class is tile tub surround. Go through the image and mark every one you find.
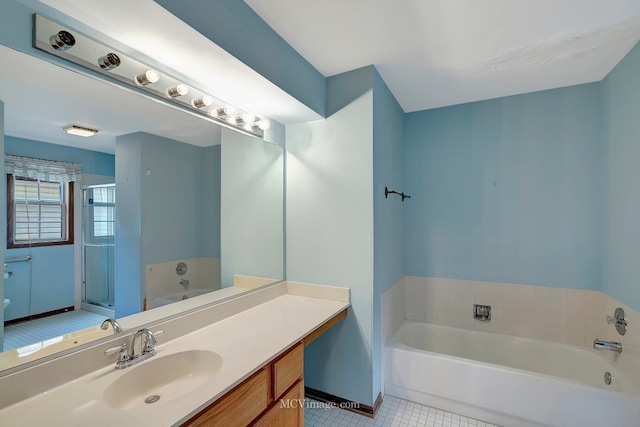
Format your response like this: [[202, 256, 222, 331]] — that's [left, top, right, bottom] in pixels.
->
[[382, 276, 640, 388], [145, 257, 221, 306]]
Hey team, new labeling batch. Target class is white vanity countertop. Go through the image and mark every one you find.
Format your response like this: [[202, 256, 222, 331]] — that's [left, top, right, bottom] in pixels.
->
[[0, 288, 349, 426]]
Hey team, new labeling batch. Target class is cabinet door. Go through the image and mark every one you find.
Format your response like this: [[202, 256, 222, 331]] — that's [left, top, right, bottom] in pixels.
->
[[185, 368, 269, 427], [272, 342, 303, 399], [254, 380, 304, 427]]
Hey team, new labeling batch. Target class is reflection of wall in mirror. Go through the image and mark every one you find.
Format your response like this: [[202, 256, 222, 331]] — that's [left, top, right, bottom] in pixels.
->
[[115, 132, 221, 317], [220, 128, 284, 287], [3, 136, 115, 322], [1, 99, 4, 347]]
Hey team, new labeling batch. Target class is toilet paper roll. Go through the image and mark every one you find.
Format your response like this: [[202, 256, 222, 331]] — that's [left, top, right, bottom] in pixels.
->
[[4, 272, 9, 279]]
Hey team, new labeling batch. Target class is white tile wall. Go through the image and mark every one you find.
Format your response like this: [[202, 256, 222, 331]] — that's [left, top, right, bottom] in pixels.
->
[[145, 257, 221, 308], [382, 277, 405, 346], [382, 276, 640, 388]]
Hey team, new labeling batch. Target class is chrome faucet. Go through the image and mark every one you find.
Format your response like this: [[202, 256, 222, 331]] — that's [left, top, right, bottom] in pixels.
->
[[104, 328, 163, 369], [593, 338, 623, 353], [100, 318, 123, 334], [180, 278, 189, 289], [130, 328, 158, 358]]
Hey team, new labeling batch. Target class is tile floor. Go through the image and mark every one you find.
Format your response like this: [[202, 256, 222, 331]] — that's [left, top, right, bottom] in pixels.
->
[[304, 395, 500, 427], [4, 309, 108, 351]]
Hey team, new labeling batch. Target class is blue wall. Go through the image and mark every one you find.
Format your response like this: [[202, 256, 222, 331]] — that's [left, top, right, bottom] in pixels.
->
[[404, 83, 602, 290], [4, 137, 115, 320], [372, 69, 404, 402], [202, 145, 221, 259], [154, 0, 327, 117], [602, 42, 640, 311], [1, 101, 4, 346], [115, 132, 220, 316]]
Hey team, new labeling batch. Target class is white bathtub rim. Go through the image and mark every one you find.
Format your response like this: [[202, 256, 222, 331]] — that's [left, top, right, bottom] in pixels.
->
[[385, 343, 640, 427], [151, 288, 215, 307], [389, 320, 638, 396]]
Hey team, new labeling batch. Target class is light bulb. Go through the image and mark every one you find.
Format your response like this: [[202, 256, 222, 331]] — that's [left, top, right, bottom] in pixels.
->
[[98, 53, 121, 70], [235, 114, 256, 126], [50, 30, 76, 51], [135, 70, 160, 86], [212, 106, 237, 118], [166, 84, 189, 98], [252, 119, 271, 131], [192, 95, 213, 109]]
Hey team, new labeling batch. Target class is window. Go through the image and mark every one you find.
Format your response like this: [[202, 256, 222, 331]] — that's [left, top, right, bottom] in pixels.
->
[[88, 186, 115, 241], [7, 175, 74, 248]]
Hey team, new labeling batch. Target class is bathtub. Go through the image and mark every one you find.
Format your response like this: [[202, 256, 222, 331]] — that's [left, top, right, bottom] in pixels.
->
[[151, 288, 214, 308], [385, 320, 640, 427]]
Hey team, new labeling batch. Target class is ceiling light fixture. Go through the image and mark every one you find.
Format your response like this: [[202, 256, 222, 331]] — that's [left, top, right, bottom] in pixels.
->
[[166, 83, 189, 98], [135, 69, 160, 86], [63, 125, 98, 137]]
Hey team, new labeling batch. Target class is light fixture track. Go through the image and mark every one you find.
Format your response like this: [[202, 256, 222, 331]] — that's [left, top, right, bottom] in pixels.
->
[[33, 14, 270, 139]]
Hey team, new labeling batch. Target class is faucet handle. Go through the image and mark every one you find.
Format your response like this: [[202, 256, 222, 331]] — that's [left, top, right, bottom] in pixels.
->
[[104, 343, 126, 356], [105, 343, 130, 364], [136, 329, 163, 354]]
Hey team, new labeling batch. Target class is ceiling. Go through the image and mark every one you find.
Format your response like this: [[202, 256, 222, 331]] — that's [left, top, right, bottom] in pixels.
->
[[245, 0, 640, 112], [4, 0, 640, 154]]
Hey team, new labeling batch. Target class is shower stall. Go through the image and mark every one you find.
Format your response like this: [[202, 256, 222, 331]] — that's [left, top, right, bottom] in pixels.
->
[[81, 184, 115, 313]]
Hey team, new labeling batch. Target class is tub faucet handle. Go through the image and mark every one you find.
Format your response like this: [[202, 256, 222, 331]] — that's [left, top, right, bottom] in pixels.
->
[[606, 307, 627, 336]]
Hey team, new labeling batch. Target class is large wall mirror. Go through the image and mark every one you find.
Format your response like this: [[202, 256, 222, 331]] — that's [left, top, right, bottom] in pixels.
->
[[0, 44, 284, 371]]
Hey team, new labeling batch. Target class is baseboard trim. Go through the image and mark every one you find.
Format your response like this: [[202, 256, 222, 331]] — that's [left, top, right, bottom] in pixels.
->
[[4, 306, 75, 326], [305, 387, 383, 418]]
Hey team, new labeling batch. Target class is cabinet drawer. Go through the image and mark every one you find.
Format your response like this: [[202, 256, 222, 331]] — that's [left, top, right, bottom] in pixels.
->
[[253, 379, 304, 427], [185, 368, 269, 427], [272, 342, 303, 399]]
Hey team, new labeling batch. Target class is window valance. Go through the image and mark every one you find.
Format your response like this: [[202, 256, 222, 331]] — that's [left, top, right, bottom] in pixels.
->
[[5, 154, 82, 183]]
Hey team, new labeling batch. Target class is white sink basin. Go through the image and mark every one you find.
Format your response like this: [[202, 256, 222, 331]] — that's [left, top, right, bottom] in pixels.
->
[[102, 350, 223, 410]]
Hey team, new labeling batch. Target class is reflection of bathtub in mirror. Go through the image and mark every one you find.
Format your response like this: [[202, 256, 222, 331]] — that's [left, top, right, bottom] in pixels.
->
[[152, 288, 214, 308], [145, 258, 222, 310]]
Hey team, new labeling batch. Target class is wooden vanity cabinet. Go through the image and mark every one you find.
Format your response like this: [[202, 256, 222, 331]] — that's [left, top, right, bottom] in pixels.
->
[[184, 342, 304, 427], [253, 379, 304, 427]]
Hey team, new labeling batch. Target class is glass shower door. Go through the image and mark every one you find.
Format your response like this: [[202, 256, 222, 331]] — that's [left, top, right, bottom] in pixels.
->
[[82, 184, 115, 308]]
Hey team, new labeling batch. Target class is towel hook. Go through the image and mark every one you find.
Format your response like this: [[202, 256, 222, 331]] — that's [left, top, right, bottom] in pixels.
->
[[385, 186, 411, 202]]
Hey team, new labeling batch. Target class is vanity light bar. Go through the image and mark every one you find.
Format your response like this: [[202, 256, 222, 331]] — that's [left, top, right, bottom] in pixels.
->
[[33, 14, 271, 139]]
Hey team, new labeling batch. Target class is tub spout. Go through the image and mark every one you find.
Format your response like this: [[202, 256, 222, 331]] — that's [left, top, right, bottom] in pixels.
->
[[593, 339, 622, 353]]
